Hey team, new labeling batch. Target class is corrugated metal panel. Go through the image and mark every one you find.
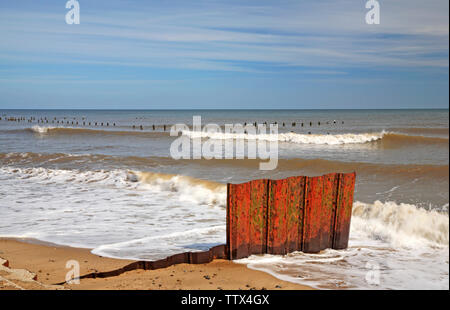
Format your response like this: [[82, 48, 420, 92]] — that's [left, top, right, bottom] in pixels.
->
[[227, 172, 356, 259]]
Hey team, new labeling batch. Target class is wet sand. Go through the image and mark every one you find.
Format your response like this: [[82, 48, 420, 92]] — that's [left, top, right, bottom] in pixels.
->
[[0, 238, 311, 290]]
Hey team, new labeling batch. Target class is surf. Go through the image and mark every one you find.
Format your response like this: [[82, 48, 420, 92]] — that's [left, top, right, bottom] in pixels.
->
[[183, 130, 449, 146], [26, 125, 168, 137], [4, 126, 448, 149]]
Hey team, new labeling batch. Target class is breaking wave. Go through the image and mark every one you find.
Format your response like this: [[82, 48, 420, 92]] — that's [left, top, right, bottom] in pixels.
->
[[2, 126, 446, 148], [352, 200, 449, 248], [1, 151, 448, 183], [183, 130, 449, 146], [237, 200, 449, 289], [128, 171, 226, 208], [30, 125, 56, 133], [0, 166, 226, 209], [183, 130, 386, 145], [27, 126, 167, 137]]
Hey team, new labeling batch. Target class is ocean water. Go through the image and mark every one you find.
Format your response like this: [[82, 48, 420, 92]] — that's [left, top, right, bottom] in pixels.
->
[[0, 109, 448, 289]]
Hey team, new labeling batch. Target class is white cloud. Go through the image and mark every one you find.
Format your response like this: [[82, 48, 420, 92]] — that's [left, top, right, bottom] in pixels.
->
[[0, 0, 448, 74]]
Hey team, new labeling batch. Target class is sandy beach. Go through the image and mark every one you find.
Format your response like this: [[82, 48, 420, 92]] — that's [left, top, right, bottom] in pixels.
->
[[0, 238, 311, 290]]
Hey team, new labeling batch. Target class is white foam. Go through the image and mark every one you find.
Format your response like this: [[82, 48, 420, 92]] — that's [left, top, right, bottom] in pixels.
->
[[352, 200, 449, 248], [0, 166, 227, 259], [236, 200, 449, 290], [183, 130, 386, 145], [0, 167, 226, 209], [236, 245, 449, 290], [30, 125, 56, 133], [134, 171, 226, 208], [92, 225, 226, 260]]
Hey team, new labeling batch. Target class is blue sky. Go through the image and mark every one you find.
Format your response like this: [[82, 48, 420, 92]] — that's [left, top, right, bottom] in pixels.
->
[[0, 0, 448, 109]]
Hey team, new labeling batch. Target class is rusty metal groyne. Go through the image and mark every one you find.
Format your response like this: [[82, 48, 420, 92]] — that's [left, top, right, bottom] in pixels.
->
[[55, 245, 227, 284], [227, 172, 356, 259], [57, 172, 356, 284]]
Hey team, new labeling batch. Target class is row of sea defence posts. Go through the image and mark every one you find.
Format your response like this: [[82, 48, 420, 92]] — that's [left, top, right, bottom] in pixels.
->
[[0, 115, 346, 134], [59, 172, 356, 283]]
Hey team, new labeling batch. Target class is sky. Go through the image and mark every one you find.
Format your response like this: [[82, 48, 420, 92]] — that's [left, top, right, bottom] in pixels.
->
[[0, 0, 448, 109]]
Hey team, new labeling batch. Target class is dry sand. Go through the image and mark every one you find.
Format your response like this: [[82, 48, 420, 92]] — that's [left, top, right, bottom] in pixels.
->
[[0, 238, 311, 290]]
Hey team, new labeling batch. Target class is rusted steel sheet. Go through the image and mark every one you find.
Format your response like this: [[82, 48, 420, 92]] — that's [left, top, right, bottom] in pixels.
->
[[267, 178, 288, 254], [321, 173, 340, 249], [227, 172, 356, 259], [302, 175, 324, 253], [267, 176, 305, 254], [249, 179, 269, 255], [227, 181, 250, 259], [303, 173, 340, 252], [285, 176, 306, 253], [333, 172, 356, 249], [228, 179, 271, 259]]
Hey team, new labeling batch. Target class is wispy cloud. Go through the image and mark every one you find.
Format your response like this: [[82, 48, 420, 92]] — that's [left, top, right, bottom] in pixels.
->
[[0, 0, 448, 74]]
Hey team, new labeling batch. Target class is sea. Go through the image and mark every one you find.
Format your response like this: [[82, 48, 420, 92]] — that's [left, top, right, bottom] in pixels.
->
[[0, 109, 448, 289]]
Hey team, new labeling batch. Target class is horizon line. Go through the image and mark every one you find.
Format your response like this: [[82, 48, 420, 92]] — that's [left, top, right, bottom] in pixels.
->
[[0, 108, 448, 111]]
